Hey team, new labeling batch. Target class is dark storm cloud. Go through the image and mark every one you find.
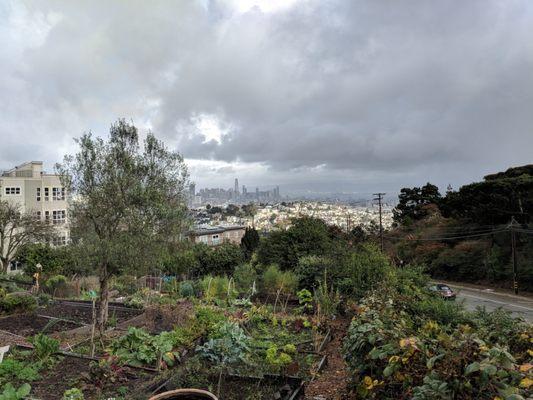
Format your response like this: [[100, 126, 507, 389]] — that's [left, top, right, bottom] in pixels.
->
[[1, 0, 532, 191]]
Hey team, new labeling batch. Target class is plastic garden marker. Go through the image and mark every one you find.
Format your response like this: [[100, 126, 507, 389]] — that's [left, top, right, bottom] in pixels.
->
[[0, 345, 9, 363]]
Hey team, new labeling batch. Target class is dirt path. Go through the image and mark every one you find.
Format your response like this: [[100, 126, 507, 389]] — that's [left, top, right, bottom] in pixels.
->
[[304, 317, 351, 400]]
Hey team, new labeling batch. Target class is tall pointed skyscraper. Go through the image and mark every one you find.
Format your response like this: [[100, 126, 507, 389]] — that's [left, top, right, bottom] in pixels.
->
[[234, 178, 239, 198]]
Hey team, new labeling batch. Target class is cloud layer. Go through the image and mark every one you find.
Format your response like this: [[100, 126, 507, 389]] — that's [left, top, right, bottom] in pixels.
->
[[1, 0, 532, 194]]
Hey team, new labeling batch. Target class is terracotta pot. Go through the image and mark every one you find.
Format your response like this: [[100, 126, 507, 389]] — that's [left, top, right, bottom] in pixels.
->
[[149, 389, 218, 400]]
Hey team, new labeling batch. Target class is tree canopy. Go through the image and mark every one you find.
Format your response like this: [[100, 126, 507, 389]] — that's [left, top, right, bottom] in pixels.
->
[[57, 119, 189, 330], [393, 183, 442, 226], [0, 201, 54, 273]]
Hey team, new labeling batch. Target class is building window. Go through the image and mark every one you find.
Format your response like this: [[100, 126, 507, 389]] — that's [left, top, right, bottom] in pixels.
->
[[36, 187, 41, 201], [52, 187, 65, 201], [199, 235, 208, 244], [212, 234, 220, 245], [52, 210, 66, 225], [35, 211, 41, 221], [52, 236, 68, 246], [45, 211, 50, 222], [44, 187, 49, 201], [9, 261, 22, 272], [4, 187, 21, 195]]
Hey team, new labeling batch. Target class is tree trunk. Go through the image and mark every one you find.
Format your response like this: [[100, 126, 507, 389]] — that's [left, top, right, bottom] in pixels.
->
[[1, 258, 9, 274], [97, 264, 110, 336]]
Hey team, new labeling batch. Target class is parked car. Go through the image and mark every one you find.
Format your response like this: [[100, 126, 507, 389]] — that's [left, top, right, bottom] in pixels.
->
[[429, 283, 456, 300]]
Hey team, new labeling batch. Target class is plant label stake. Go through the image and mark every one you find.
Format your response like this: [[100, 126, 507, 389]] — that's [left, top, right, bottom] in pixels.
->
[[0, 346, 9, 363]]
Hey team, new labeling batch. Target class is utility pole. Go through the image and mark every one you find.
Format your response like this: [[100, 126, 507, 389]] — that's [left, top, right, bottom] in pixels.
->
[[510, 217, 518, 294], [373, 193, 386, 252]]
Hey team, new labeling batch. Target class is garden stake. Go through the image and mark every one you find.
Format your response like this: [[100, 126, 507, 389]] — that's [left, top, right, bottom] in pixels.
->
[[283, 294, 290, 313], [90, 297, 96, 357], [273, 288, 281, 313]]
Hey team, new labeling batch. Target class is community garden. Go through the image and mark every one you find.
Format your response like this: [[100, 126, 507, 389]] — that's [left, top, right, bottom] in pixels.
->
[[1, 123, 531, 399], [0, 258, 336, 400]]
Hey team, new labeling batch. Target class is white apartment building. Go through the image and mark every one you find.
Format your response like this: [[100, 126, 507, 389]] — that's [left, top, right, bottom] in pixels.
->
[[0, 162, 69, 272]]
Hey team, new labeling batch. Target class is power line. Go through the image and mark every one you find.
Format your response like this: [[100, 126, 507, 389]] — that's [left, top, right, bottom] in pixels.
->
[[383, 228, 508, 241]]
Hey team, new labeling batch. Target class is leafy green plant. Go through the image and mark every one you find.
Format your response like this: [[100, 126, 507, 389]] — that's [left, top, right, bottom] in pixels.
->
[[201, 275, 237, 302], [30, 333, 60, 363], [0, 293, 37, 314], [195, 306, 228, 334], [196, 321, 250, 396], [232, 298, 253, 307], [62, 387, 84, 400], [197, 321, 250, 364], [265, 344, 293, 372], [0, 358, 40, 385], [0, 384, 31, 400], [233, 263, 257, 295], [314, 271, 340, 321], [123, 288, 149, 308], [262, 265, 298, 296], [109, 327, 181, 368], [297, 289, 313, 313], [179, 281, 195, 298]]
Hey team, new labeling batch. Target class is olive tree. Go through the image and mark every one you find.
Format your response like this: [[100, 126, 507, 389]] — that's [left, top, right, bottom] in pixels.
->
[[0, 201, 54, 273], [57, 120, 189, 333]]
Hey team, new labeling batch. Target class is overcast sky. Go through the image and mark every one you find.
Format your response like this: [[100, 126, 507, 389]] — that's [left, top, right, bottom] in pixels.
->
[[1, 0, 532, 197]]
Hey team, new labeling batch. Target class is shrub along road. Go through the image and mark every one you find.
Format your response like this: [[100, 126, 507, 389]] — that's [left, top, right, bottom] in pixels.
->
[[438, 282, 533, 322]]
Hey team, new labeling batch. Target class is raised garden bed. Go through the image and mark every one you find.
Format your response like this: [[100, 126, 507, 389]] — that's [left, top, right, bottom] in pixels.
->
[[40, 302, 141, 325], [28, 353, 154, 400], [150, 361, 304, 400], [0, 313, 81, 337]]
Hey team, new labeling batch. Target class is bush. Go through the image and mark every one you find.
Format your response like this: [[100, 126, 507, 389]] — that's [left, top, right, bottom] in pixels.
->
[[193, 242, 244, 277], [200, 276, 236, 301], [314, 272, 341, 320], [30, 334, 60, 363], [342, 268, 532, 399], [257, 217, 336, 270], [0, 293, 37, 314], [261, 265, 298, 296], [16, 242, 75, 276], [0, 359, 40, 385], [295, 255, 334, 289], [336, 243, 392, 298], [111, 275, 138, 295], [408, 296, 467, 326], [77, 276, 99, 292], [233, 264, 257, 294], [44, 275, 68, 294], [179, 281, 195, 298]]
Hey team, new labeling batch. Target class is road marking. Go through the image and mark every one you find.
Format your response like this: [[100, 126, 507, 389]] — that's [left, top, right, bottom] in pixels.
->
[[459, 292, 533, 312]]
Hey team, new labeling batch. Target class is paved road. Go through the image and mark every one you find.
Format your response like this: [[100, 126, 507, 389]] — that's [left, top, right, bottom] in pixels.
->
[[452, 286, 533, 322]]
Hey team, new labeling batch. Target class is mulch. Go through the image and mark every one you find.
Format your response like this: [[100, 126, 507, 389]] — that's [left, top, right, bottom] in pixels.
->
[[304, 317, 351, 400], [39, 303, 141, 325], [0, 313, 80, 337]]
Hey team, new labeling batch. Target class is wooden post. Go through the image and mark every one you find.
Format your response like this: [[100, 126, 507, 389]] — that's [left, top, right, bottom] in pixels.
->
[[90, 297, 96, 357]]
